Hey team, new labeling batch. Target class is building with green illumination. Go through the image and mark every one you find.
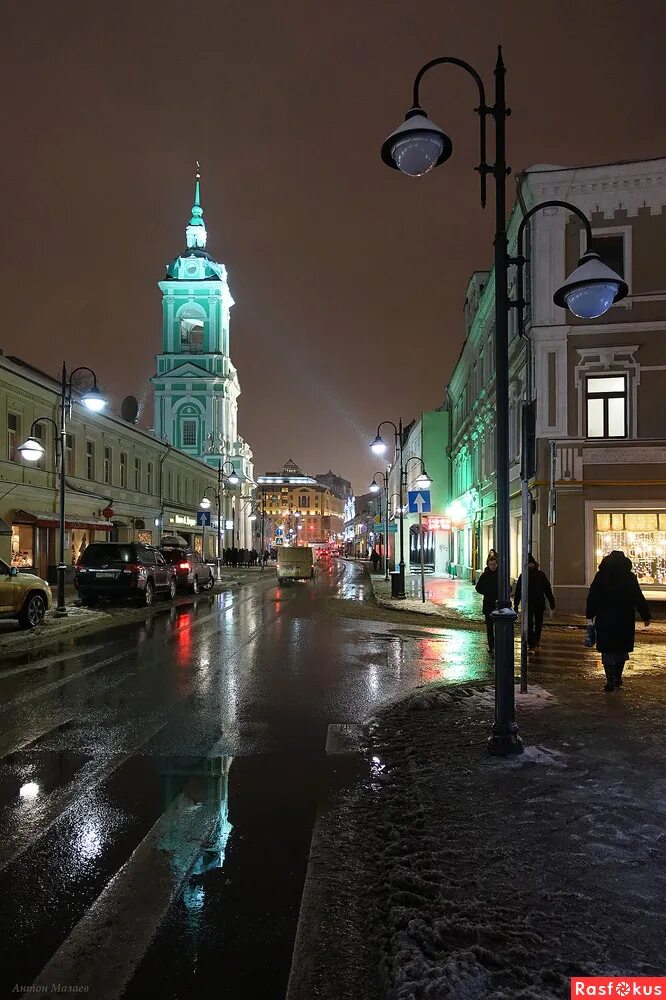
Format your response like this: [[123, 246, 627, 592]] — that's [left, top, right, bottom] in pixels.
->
[[151, 169, 254, 544]]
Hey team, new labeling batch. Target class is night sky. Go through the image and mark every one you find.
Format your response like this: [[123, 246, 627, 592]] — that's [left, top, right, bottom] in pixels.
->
[[1, 1, 664, 491]]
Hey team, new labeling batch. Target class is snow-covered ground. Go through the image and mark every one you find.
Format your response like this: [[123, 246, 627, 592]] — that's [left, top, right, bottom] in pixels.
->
[[298, 677, 666, 999]]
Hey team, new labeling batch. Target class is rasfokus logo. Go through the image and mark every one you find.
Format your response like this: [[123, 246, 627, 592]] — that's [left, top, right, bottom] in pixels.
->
[[571, 979, 666, 997]]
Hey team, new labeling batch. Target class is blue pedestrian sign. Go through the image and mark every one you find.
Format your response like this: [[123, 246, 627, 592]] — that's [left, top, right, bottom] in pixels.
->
[[196, 510, 211, 526], [408, 489, 431, 514]]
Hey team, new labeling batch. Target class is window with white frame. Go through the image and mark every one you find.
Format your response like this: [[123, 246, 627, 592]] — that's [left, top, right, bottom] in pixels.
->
[[86, 441, 95, 480], [134, 457, 142, 491], [586, 375, 627, 438], [104, 446, 112, 485], [8, 413, 20, 462], [120, 451, 127, 488], [181, 418, 197, 448]]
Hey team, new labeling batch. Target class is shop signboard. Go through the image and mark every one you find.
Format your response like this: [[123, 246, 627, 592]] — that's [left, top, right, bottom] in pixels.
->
[[425, 516, 451, 531]]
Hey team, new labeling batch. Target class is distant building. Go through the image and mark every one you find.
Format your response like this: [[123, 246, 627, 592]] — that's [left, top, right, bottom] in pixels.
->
[[343, 491, 381, 558], [257, 460, 344, 546], [315, 470, 352, 502]]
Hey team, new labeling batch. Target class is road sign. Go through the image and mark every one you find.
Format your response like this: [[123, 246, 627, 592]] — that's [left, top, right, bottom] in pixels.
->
[[275, 526, 283, 535], [196, 510, 211, 527], [373, 514, 381, 524], [374, 523, 398, 534], [275, 536, 283, 545], [408, 489, 431, 514]]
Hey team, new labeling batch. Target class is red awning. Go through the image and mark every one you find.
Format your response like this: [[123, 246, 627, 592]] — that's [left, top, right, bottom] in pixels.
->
[[14, 510, 113, 531]]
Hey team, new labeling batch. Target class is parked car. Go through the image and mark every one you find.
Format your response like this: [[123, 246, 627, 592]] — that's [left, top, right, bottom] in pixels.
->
[[276, 546, 314, 583], [0, 559, 52, 628], [74, 543, 176, 606], [159, 547, 214, 593]]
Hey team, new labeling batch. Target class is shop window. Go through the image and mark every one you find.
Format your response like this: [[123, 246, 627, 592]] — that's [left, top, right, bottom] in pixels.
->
[[86, 441, 95, 480], [595, 510, 666, 586], [586, 375, 626, 438], [137, 530, 153, 545], [182, 418, 197, 447], [11, 523, 34, 568], [134, 457, 142, 492], [104, 446, 112, 485], [65, 433, 75, 475], [7, 413, 20, 462], [147, 462, 153, 494], [120, 451, 128, 488]]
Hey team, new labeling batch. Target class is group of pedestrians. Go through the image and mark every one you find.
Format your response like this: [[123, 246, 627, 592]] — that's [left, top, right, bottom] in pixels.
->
[[222, 547, 268, 567], [475, 547, 651, 691]]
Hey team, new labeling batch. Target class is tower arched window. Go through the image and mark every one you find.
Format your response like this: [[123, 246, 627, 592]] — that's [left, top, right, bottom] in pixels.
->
[[177, 304, 206, 354]]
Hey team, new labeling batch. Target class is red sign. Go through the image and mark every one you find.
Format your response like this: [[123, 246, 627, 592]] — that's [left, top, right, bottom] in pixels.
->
[[425, 516, 451, 531], [102, 506, 114, 520]]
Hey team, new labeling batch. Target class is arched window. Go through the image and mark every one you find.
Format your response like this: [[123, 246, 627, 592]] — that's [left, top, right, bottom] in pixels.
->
[[177, 303, 206, 354]]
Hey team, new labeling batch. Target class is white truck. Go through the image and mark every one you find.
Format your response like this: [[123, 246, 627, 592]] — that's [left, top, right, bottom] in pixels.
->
[[276, 546, 314, 584]]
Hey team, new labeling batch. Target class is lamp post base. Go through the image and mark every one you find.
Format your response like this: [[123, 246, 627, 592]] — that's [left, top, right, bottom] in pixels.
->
[[487, 729, 524, 756]]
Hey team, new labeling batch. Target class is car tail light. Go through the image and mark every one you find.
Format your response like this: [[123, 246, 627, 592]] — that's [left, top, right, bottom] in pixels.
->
[[179, 562, 190, 570], [75, 563, 85, 573]]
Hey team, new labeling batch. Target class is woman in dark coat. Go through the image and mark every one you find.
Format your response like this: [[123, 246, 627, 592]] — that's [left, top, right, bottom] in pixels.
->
[[585, 550, 651, 691], [475, 553, 499, 655]]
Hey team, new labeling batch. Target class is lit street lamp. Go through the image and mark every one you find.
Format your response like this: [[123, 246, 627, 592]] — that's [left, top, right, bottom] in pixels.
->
[[370, 469, 390, 580], [369, 419, 406, 597], [18, 364, 107, 616], [381, 48, 626, 754], [200, 460, 238, 580]]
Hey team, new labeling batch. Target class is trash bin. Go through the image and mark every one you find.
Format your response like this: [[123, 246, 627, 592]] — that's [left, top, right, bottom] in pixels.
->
[[391, 571, 402, 598]]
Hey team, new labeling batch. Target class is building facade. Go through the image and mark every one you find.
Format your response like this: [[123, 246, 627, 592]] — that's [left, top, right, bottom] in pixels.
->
[[257, 460, 344, 546], [0, 354, 230, 578], [447, 158, 666, 610], [314, 470, 353, 503]]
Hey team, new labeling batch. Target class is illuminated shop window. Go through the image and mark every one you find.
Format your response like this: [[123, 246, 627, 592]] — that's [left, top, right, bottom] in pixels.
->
[[595, 510, 666, 586]]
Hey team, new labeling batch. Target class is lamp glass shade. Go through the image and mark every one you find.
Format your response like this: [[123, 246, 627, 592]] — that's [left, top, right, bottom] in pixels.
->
[[414, 472, 432, 489], [200, 497, 211, 509], [370, 436, 386, 455], [249, 513, 257, 521], [564, 282, 620, 320], [392, 132, 445, 177], [18, 436, 45, 462], [81, 385, 106, 412], [227, 474, 239, 485], [369, 482, 380, 493]]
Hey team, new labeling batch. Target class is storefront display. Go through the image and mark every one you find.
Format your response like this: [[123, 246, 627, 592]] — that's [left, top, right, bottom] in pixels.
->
[[11, 524, 34, 568], [137, 530, 153, 545], [595, 510, 666, 586]]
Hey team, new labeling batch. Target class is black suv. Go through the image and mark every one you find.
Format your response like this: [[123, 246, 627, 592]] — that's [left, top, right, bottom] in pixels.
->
[[75, 543, 177, 606], [159, 548, 215, 594]]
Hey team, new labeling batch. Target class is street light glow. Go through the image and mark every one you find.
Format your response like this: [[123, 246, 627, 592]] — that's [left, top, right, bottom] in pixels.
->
[[227, 473, 239, 485], [18, 436, 46, 462], [370, 434, 386, 455], [369, 482, 380, 493], [553, 250, 628, 319], [200, 497, 211, 509], [81, 385, 107, 412]]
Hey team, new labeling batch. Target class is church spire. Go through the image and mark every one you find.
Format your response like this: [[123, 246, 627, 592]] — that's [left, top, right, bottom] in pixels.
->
[[186, 161, 207, 250]]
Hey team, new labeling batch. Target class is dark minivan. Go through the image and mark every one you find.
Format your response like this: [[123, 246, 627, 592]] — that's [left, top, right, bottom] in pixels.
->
[[159, 548, 214, 593], [75, 543, 177, 606]]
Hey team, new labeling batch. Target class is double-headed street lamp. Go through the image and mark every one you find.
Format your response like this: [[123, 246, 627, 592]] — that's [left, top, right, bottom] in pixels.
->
[[369, 470, 390, 580], [18, 364, 107, 617], [381, 47, 626, 754], [200, 460, 239, 580], [370, 419, 406, 597]]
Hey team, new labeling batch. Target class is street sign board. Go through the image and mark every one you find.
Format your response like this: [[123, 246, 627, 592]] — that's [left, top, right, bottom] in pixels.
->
[[373, 514, 381, 524], [373, 523, 398, 534], [275, 526, 283, 535], [196, 510, 211, 527], [408, 489, 431, 514]]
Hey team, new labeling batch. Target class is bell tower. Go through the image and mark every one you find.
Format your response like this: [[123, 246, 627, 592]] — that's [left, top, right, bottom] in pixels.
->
[[151, 165, 240, 467]]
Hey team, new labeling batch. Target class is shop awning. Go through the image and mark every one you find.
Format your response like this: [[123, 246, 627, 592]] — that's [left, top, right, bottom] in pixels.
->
[[0, 518, 11, 536], [14, 510, 113, 531]]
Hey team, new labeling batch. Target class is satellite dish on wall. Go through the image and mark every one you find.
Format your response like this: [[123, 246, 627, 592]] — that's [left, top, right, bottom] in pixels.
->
[[120, 395, 139, 424]]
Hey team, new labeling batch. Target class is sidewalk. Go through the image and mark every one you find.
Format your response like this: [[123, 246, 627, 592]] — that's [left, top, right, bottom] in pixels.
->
[[369, 571, 666, 634], [289, 672, 666, 998]]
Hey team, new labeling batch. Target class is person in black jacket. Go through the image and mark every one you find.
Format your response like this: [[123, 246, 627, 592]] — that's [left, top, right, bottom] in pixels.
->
[[514, 553, 555, 653], [585, 550, 651, 691], [475, 553, 499, 655]]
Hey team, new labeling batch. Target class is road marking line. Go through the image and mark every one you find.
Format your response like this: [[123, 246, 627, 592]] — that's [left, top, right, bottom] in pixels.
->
[[29, 782, 220, 999]]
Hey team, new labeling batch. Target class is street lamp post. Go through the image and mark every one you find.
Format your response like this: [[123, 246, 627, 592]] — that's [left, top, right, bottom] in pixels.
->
[[200, 460, 238, 580], [370, 469, 390, 579], [18, 364, 106, 617], [404, 458, 432, 604], [381, 48, 627, 754], [370, 419, 405, 597]]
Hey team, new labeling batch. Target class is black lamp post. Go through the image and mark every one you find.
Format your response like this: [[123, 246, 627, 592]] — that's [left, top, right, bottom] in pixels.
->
[[18, 364, 106, 617], [370, 469, 390, 579], [380, 48, 627, 754], [201, 460, 238, 580], [370, 419, 405, 598]]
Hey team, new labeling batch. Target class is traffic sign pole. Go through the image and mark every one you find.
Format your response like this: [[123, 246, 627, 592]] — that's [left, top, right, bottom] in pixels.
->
[[419, 512, 426, 603]]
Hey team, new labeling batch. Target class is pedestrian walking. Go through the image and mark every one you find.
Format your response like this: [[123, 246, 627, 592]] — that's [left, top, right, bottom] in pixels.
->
[[514, 553, 555, 654], [475, 552, 499, 655], [585, 550, 651, 691], [370, 548, 380, 573]]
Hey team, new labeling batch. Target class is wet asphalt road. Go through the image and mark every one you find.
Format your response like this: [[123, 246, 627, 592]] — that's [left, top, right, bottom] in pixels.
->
[[1, 560, 663, 999], [0, 560, 496, 999]]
